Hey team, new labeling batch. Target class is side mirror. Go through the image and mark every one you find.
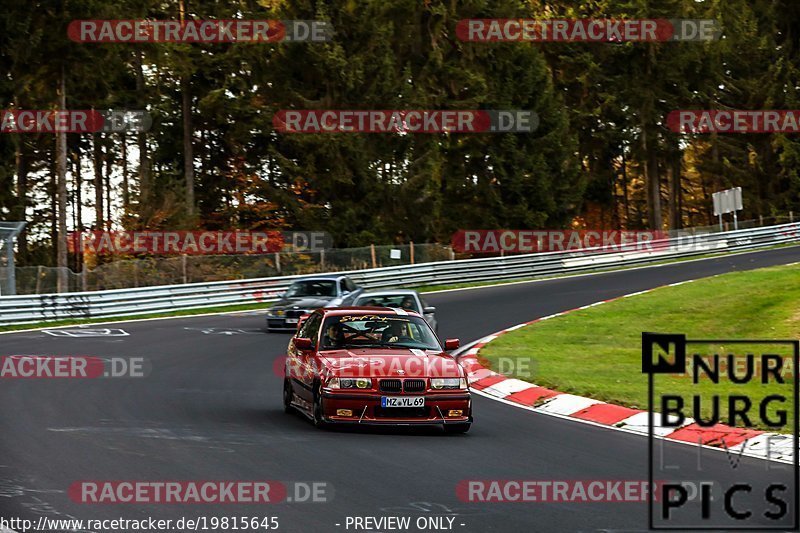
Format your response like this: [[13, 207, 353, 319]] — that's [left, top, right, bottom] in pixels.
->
[[294, 337, 313, 351], [423, 306, 436, 314], [444, 339, 460, 351]]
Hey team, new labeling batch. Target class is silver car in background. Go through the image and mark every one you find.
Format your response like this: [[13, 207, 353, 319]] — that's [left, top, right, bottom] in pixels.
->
[[266, 275, 363, 332], [353, 289, 438, 332]]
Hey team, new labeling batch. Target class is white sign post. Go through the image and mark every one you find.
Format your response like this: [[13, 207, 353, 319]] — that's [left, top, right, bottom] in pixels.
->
[[712, 187, 743, 231]]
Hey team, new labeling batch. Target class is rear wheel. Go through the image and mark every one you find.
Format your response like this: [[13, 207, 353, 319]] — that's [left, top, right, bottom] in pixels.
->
[[312, 383, 328, 429], [444, 423, 471, 434], [283, 379, 294, 413]]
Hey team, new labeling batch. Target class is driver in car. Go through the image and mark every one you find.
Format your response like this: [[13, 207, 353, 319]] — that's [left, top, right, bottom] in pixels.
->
[[381, 321, 407, 344], [400, 296, 415, 311], [323, 323, 342, 349]]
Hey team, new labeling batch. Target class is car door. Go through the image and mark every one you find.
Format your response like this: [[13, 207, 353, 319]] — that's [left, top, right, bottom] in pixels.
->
[[294, 313, 322, 403]]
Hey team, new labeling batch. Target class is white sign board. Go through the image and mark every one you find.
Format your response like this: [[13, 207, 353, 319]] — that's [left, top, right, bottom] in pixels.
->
[[389, 249, 402, 260], [712, 187, 742, 216]]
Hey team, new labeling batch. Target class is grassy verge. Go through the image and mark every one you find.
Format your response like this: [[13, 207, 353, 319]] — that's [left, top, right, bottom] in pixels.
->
[[0, 302, 272, 333], [479, 264, 800, 431]]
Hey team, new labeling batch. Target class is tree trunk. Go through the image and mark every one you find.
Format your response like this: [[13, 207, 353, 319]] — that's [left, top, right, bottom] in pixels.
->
[[648, 150, 661, 229], [93, 133, 104, 230], [105, 142, 112, 228], [668, 136, 682, 230], [72, 143, 83, 274], [182, 79, 195, 217], [135, 50, 150, 208], [180, 0, 195, 218], [621, 150, 630, 227], [641, 43, 661, 230], [51, 157, 57, 267], [710, 132, 720, 225], [13, 137, 29, 263], [121, 133, 129, 209], [641, 124, 661, 230], [74, 143, 83, 231], [56, 69, 69, 292]]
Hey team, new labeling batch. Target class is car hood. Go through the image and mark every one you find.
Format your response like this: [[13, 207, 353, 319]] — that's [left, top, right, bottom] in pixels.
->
[[273, 296, 334, 310], [318, 348, 463, 378]]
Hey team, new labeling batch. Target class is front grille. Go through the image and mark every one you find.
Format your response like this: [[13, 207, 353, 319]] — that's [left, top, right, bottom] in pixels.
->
[[286, 309, 307, 318], [374, 407, 430, 418], [403, 379, 426, 393], [379, 379, 402, 393]]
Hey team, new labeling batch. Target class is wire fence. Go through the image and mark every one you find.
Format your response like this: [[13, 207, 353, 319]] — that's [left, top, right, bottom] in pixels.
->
[[1, 243, 453, 295], [0, 214, 796, 295]]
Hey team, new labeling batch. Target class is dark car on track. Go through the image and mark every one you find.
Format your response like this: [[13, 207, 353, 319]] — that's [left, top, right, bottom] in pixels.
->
[[266, 275, 363, 331], [282, 307, 471, 433]]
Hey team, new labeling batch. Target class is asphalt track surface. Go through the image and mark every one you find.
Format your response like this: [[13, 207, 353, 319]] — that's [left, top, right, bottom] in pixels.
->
[[2, 246, 800, 533]]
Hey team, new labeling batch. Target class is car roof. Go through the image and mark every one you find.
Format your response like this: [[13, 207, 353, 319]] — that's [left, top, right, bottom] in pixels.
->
[[319, 306, 422, 318], [291, 274, 348, 282], [356, 289, 418, 297]]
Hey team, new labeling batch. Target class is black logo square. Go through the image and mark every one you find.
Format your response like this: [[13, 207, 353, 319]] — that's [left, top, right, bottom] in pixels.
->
[[642, 332, 686, 374]]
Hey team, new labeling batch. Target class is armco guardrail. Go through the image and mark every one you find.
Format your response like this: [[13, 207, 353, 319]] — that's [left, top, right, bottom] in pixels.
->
[[1, 223, 799, 326]]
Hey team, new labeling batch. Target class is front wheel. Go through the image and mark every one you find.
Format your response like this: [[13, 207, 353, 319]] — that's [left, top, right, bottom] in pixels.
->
[[444, 423, 471, 434], [283, 378, 295, 414], [312, 383, 328, 429]]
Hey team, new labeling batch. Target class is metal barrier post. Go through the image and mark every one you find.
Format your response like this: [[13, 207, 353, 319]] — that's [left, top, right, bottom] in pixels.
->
[[0, 221, 26, 295]]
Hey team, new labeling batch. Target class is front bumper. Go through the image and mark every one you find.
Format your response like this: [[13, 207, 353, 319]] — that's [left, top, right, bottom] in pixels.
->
[[266, 317, 302, 330], [320, 391, 472, 425]]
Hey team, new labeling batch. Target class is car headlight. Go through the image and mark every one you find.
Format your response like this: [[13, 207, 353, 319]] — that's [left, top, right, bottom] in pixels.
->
[[431, 378, 467, 390], [327, 377, 372, 389], [343, 377, 372, 389], [269, 309, 285, 317]]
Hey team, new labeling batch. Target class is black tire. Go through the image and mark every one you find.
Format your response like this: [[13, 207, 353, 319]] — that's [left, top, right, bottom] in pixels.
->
[[283, 378, 295, 414], [312, 383, 328, 429], [444, 423, 471, 434]]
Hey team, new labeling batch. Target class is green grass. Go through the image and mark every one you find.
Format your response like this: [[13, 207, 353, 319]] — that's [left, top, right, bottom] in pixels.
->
[[0, 302, 272, 333], [479, 264, 800, 431]]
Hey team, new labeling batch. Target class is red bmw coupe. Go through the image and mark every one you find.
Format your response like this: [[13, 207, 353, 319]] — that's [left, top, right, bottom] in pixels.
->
[[282, 307, 472, 433]]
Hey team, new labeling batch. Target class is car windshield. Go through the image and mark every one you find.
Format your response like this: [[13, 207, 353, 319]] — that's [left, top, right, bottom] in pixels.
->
[[285, 280, 337, 298], [320, 314, 439, 351], [354, 294, 418, 312]]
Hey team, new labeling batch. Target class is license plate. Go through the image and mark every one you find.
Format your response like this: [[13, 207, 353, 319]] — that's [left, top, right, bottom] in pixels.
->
[[381, 396, 425, 408], [285, 318, 299, 324]]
